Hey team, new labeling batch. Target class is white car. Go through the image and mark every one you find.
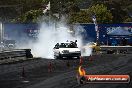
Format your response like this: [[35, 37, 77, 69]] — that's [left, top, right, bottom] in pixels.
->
[[53, 41, 81, 59]]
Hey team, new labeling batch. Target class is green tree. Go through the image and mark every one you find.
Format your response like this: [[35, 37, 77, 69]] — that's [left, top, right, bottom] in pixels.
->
[[69, 4, 113, 24], [12, 9, 44, 23], [91, 0, 132, 23], [69, 10, 90, 23], [87, 4, 113, 23], [103, 1, 127, 23]]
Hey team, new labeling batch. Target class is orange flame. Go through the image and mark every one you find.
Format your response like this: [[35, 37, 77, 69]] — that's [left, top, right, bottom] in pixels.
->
[[78, 66, 86, 76]]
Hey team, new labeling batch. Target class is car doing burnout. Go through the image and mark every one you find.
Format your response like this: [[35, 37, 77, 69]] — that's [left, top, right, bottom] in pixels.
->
[[53, 41, 81, 59]]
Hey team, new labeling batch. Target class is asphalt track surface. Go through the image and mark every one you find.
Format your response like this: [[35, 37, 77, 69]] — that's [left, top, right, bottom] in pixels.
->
[[0, 54, 132, 88]]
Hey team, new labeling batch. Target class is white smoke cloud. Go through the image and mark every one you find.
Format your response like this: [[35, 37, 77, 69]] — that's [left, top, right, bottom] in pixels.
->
[[31, 22, 81, 58], [20, 19, 92, 59], [73, 25, 93, 56]]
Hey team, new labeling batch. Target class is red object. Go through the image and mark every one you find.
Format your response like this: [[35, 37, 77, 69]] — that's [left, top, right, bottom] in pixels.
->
[[79, 56, 83, 65], [22, 67, 25, 78], [48, 62, 52, 72], [84, 75, 130, 83], [89, 55, 93, 61]]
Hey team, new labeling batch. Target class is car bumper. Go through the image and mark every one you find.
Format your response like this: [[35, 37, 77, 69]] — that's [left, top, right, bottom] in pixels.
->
[[60, 53, 81, 57]]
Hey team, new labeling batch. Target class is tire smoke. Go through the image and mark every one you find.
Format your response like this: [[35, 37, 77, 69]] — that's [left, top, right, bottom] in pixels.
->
[[30, 21, 92, 58]]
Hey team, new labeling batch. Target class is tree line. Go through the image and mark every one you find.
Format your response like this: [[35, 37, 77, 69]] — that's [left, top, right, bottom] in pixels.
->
[[0, 0, 132, 23]]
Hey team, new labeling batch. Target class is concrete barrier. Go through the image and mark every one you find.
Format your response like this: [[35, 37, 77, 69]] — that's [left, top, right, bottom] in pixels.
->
[[0, 49, 33, 64]]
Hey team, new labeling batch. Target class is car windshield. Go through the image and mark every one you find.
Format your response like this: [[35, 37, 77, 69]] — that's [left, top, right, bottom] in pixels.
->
[[59, 43, 77, 48]]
